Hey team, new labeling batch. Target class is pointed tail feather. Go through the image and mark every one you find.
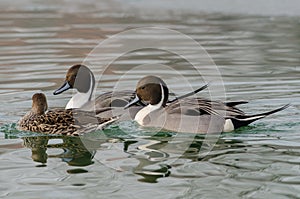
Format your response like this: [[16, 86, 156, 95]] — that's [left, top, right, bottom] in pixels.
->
[[230, 104, 290, 129], [225, 101, 248, 107], [167, 83, 209, 103], [96, 116, 119, 130]]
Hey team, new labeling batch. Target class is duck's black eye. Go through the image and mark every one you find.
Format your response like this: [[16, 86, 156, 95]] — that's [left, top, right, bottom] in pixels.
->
[[141, 86, 145, 90]]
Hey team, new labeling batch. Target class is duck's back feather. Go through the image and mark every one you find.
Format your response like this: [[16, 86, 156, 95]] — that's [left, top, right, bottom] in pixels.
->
[[18, 108, 116, 136]]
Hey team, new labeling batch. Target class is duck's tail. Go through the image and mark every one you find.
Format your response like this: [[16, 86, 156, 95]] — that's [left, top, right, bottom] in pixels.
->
[[168, 83, 209, 103], [229, 104, 290, 129], [225, 101, 248, 107]]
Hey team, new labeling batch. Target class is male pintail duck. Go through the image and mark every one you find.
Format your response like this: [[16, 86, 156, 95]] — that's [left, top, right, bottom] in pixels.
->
[[53, 64, 207, 111], [125, 76, 289, 133], [18, 93, 118, 136]]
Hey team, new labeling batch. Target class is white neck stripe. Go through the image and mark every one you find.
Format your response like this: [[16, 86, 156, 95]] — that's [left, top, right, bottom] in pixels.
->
[[134, 83, 165, 125], [66, 72, 94, 109]]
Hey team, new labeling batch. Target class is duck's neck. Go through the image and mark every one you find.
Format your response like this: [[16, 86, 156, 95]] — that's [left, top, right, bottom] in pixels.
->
[[66, 92, 91, 109], [134, 104, 162, 125], [134, 83, 165, 125], [65, 75, 94, 109]]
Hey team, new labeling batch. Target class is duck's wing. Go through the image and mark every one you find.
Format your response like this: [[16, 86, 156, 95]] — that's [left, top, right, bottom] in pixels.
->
[[42, 109, 75, 124], [79, 90, 138, 111], [28, 109, 77, 135], [165, 100, 217, 116], [41, 108, 117, 135], [166, 98, 245, 117], [164, 114, 225, 134], [93, 90, 136, 108], [145, 108, 225, 134]]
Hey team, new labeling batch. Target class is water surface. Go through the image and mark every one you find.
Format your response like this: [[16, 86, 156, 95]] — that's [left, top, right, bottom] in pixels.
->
[[0, 1, 299, 198]]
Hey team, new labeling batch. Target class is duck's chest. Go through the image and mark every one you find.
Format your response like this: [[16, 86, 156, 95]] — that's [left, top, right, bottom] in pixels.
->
[[66, 92, 91, 109], [134, 105, 166, 126]]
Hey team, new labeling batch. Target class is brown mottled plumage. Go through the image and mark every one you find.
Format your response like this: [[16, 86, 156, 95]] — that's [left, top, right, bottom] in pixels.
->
[[18, 93, 117, 136]]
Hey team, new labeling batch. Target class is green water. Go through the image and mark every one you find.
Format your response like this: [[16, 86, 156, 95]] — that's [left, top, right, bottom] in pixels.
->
[[0, 0, 299, 198]]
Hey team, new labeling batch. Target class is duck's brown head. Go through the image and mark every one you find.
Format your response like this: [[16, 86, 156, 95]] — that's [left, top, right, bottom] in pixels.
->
[[53, 64, 95, 95], [125, 76, 169, 108], [31, 93, 48, 115]]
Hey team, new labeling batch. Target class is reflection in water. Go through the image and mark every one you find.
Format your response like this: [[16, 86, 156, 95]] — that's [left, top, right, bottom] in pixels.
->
[[116, 133, 248, 183], [22, 136, 96, 167], [2, 120, 300, 197], [19, 132, 246, 183], [0, 0, 299, 197], [15, 125, 300, 186]]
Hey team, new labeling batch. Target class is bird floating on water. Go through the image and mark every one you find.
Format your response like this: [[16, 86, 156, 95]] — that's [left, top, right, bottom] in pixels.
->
[[18, 93, 118, 136], [125, 75, 290, 133]]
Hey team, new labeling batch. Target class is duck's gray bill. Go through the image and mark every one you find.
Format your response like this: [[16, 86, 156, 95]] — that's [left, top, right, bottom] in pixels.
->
[[124, 95, 140, 109], [53, 81, 71, 95]]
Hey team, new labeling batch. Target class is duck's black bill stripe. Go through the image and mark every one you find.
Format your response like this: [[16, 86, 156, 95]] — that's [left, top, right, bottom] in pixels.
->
[[53, 81, 71, 95], [124, 95, 141, 109]]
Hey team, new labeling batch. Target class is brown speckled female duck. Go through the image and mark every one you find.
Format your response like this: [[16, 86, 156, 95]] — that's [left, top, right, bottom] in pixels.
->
[[18, 93, 117, 136]]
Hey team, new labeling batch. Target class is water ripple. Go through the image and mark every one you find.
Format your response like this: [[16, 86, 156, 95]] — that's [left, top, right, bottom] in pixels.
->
[[0, 1, 299, 198]]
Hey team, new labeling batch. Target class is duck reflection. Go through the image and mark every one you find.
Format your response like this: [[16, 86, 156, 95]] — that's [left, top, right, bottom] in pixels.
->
[[123, 133, 247, 183], [21, 131, 247, 182], [22, 135, 101, 167], [124, 139, 171, 183]]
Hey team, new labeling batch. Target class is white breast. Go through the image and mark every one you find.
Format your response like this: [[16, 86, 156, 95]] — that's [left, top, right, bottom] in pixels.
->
[[65, 72, 94, 109], [66, 92, 91, 109], [223, 119, 234, 132], [134, 83, 165, 125], [135, 104, 160, 125]]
